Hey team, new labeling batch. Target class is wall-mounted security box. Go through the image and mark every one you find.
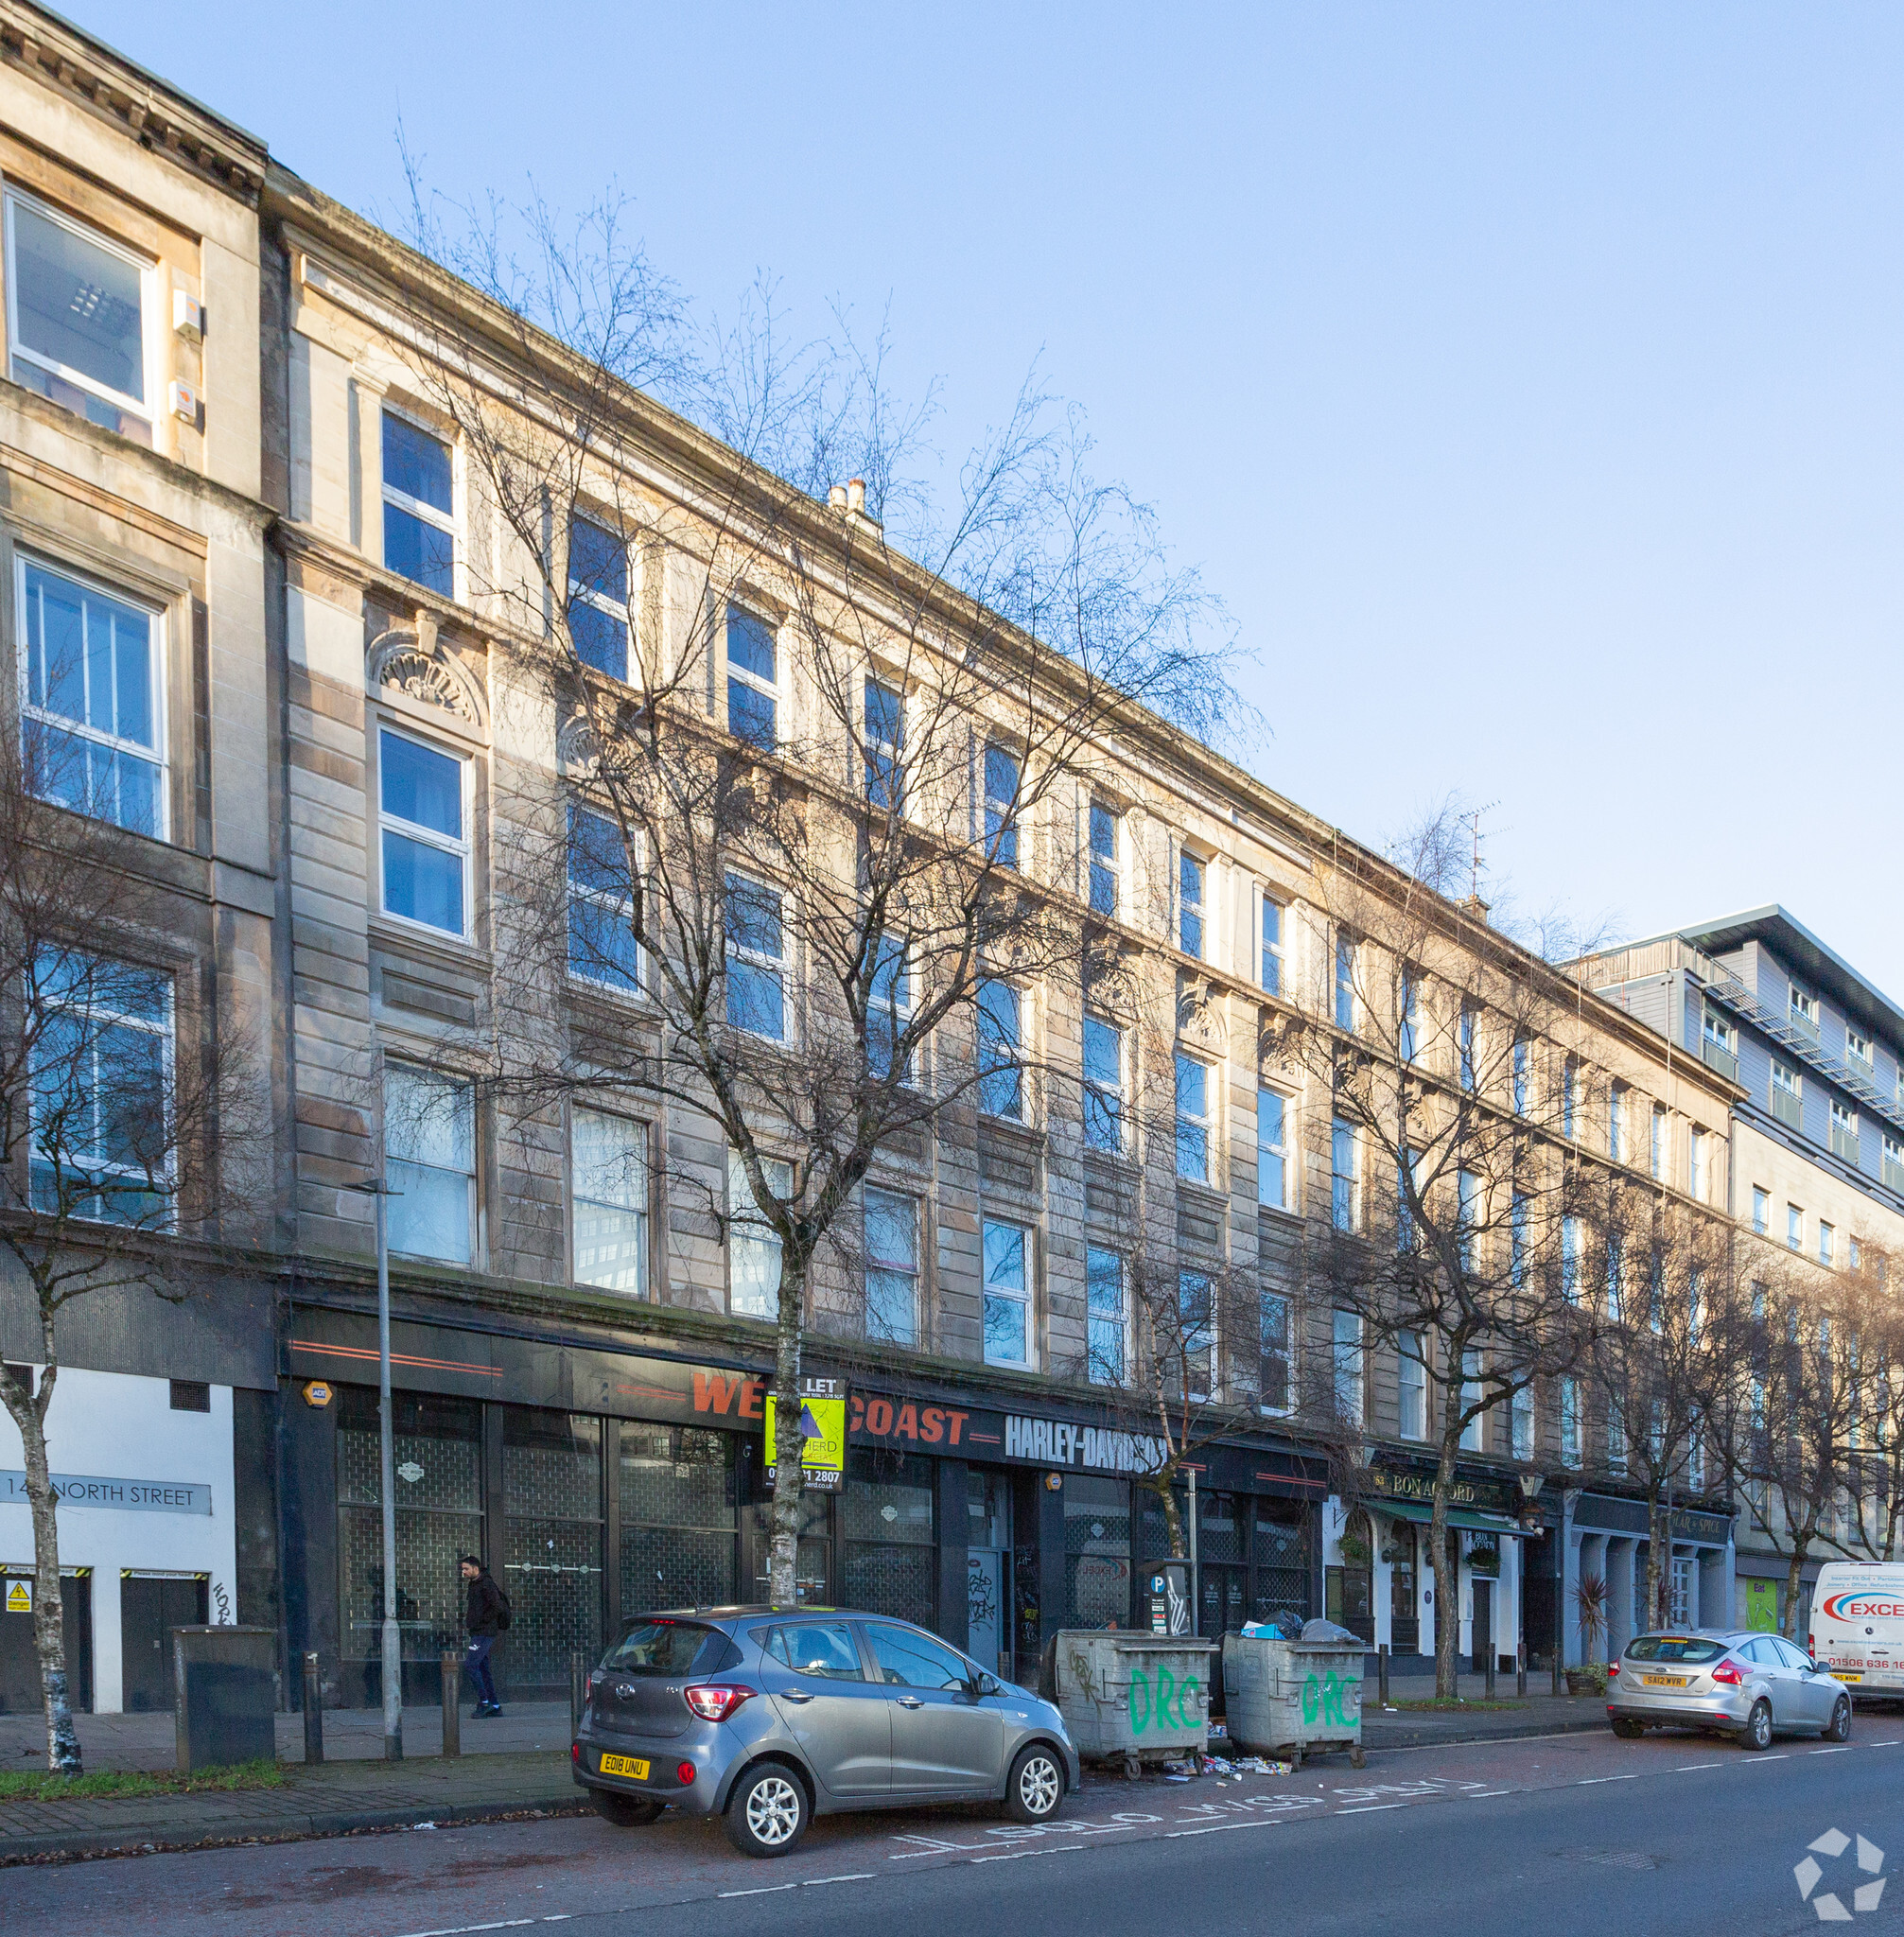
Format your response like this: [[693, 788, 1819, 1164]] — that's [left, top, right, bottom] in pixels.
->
[[168, 379, 201, 424], [173, 289, 203, 341]]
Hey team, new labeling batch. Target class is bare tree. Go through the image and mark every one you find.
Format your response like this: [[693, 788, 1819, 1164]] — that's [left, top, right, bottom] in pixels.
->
[[0, 726, 266, 1774], [1283, 806, 1599, 1696], [380, 186, 1237, 1604]]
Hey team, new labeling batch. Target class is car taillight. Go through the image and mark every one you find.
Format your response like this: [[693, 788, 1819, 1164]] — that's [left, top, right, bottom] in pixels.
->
[[677, 1760, 697, 1786], [683, 1684, 754, 1722], [1607, 1662, 1619, 1680], [570, 1741, 582, 1764], [1711, 1659, 1744, 1685]]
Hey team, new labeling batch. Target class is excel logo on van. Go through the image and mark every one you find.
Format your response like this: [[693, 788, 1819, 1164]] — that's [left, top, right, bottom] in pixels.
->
[[1821, 1595, 1904, 1621]]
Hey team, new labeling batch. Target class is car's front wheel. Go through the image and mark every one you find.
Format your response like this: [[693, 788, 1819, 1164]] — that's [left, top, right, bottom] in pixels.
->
[[1825, 1696, 1852, 1743], [726, 1763, 809, 1858], [1004, 1743, 1066, 1824], [1744, 1700, 1773, 1752], [591, 1789, 663, 1826]]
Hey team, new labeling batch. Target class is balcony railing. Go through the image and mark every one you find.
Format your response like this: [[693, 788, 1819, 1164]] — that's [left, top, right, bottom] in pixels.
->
[[1831, 1126, 1861, 1166], [1789, 1006, 1820, 1041], [1771, 1088, 1803, 1133], [1700, 1038, 1738, 1084], [1886, 1158, 1904, 1195]]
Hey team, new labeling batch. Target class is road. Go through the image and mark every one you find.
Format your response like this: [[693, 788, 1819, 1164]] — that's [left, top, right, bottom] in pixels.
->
[[8, 1722, 1903, 1937]]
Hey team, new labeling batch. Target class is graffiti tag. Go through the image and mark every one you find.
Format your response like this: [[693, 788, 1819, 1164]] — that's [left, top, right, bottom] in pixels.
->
[[1300, 1670, 1360, 1729], [1129, 1664, 1202, 1735]]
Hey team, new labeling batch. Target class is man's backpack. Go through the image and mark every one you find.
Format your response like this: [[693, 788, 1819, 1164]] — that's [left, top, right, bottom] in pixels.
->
[[495, 1584, 513, 1632]]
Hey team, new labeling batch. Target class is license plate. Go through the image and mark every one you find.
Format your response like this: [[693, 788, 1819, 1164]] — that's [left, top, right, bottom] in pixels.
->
[[1641, 1674, 1687, 1687], [599, 1754, 650, 1779], [1836, 1673, 1861, 1683]]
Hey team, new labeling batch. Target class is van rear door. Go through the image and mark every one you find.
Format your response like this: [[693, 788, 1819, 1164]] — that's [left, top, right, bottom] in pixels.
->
[[1813, 1565, 1904, 1687]]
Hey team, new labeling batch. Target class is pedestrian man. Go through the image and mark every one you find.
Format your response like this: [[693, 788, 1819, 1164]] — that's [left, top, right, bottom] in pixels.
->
[[460, 1554, 507, 1717]]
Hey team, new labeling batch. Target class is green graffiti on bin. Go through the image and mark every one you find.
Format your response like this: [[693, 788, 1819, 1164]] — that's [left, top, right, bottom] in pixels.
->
[[1301, 1670, 1361, 1729], [1129, 1664, 1201, 1735]]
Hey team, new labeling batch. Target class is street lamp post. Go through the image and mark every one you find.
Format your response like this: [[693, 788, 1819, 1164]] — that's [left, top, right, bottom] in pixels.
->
[[344, 1174, 403, 1762]]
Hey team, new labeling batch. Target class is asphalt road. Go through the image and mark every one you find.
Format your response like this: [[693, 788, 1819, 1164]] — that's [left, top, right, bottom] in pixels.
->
[[9, 1722, 1904, 1937]]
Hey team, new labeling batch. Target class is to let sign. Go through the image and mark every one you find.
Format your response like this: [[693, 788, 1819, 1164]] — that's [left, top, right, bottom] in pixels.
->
[[0, 1471, 213, 1516]]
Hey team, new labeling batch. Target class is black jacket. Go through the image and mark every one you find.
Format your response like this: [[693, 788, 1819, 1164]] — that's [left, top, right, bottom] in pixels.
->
[[465, 1569, 505, 1638]]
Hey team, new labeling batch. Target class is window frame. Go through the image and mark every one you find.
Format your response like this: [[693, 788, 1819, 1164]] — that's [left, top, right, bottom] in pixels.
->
[[1335, 934, 1356, 1032], [724, 868, 787, 1041], [1174, 1049, 1212, 1184], [864, 672, 905, 810], [1178, 846, 1205, 959], [1087, 800, 1119, 917], [725, 602, 780, 751], [1331, 1116, 1359, 1231], [1846, 1024, 1873, 1066], [728, 1149, 794, 1320], [1397, 1331, 1427, 1440], [567, 801, 642, 995], [982, 742, 1021, 870], [1259, 1288, 1292, 1416], [1258, 891, 1284, 997], [1081, 1012, 1125, 1155], [981, 1214, 1033, 1370], [1331, 1308, 1364, 1426], [4, 188, 156, 441], [1256, 1085, 1290, 1211], [15, 550, 169, 841], [863, 1186, 919, 1345], [380, 404, 458, 599], [565, 513, 634, 683], [867, 932, 916, 1085], [383, 1059, 476, 1265], [1086, 1243, 1127, 1387], [569, 1106, 649, 1297], [976, 977, 1024, 1123], [376, 723, 473, 940]]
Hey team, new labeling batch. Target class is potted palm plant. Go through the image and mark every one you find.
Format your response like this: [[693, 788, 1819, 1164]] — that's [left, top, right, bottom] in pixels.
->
[[1566, 1573, 1610, 1695]]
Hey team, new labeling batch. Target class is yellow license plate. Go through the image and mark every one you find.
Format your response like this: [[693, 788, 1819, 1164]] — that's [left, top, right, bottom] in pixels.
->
[[1837, 1673, 1861, 1683], [1642, 1674, 1687, 1687], [599, 1754, 650, 1779]]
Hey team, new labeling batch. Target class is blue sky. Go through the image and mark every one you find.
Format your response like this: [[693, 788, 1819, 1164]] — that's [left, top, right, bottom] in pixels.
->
[[79, 2, 1904, 986]]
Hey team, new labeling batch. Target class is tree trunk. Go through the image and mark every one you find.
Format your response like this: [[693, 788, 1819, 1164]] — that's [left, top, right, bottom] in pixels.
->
[[1783, 1528, 1811, 1644], [1430, 1433, 1460, 1701], [9, 1378, 81, 1774], [1644, 1489, 1668, 1633], [766, 1256, 807, 1608], [1145, 1473, 1187, 1560]]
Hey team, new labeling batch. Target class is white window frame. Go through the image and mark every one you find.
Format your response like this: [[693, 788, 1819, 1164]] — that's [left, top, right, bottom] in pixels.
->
[[724, 868, 787, 1041], [380, 404, 458, 594], [1846, 1023, 1873, 1067], [4, 188, 156, 439], [1086, 1244, 1127, 1387], [983, 742, 1021, 870], [976, 976, 1024, 1123], [376, 724, 473, 939], [1607, 1083, 1624, 1162], [1651, 1105, 1668, 1180], [982, 1214, 1033, 1370], [1335, 935, 1356, 1032], [1332, 1309, 1364, 1427], [384, 1060, 475, 1265], [863, 1186, 918, 1345], [1831, 1098, 1859, 1139], [725, 602, 781, 749], [1397, 1332, 1426, 1440], [567, 802, 642, 995], [1560, 1377, 1581, 1468], [1790, 980, 1819, 1028], [1256, 1085, 1290, 1211], [1087, 799, 1120, 917], [1752, 1185, 1769, 1234], [1258, 889, 1284, 997], [1511, 1383, 1534, 1461], [1082, 1012, 1125, 1155], [16, 551, 169, 841], [868, 932, 916, 1085], [1174, 1050, 1212, 1184], [864, 672, 905, 808], [1820, 1219, 1835, 1269], [1178, 846, 1206, 960], [1331, 1117, 1359, 1231], [1788, 1203, 1804, 1252], [1459, 1349, 1484, 1451], [1259, 1288, 1292, 1416], [729, 1150, 793, 1319], [566, 513, 634, 679], [569, 1107, 648, 1296]]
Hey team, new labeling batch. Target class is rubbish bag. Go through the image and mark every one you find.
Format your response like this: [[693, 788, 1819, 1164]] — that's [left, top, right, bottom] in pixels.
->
[[1300, 1617, 1364, 1647]]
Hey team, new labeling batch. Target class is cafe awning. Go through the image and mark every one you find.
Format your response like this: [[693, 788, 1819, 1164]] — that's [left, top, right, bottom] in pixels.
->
[[1370, 1501, 1528, 1538]]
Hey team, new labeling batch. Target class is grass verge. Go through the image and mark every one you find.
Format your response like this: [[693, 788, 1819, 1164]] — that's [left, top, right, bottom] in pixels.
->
[[0, 1759, 288, 1803]]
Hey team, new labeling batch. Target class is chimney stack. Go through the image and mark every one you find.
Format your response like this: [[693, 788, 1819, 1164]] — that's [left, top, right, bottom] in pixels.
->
[[828, 484, 847, 511], [847, 478, 866, 515]]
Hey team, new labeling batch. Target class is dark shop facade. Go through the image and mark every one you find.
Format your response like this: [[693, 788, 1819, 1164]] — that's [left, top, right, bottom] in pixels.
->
[[282, 1299, 1326, 1704]]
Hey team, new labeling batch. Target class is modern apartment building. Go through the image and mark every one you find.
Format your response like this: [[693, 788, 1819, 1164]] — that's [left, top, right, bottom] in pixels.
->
[[1581, 906, 1904, 1636]]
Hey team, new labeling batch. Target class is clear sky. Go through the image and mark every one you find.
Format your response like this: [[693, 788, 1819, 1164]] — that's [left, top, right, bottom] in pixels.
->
[[73, 2, 1904, 988]]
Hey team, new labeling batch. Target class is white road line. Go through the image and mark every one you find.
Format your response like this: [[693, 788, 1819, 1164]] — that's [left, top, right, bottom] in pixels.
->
[[969, 1844, 1083, 1863], [392, 1924, 540, 1937], [1336, 1803, 1407, 1814], [1672, 1763, 1723, 1771], [1466, 1789, 1511, 1798], [1742, 1754, 1790, 1763], [1165, 1820, 1290, 1839], [802, 1874, 874, 1885], [1812, 1747, 1854, 1755], [718, 1884, 798, 1899]]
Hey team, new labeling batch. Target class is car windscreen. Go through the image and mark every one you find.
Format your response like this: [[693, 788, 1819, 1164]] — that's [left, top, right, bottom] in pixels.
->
[[1625, 1636, 1726, 1664], [601, 1619, 730, 1676]]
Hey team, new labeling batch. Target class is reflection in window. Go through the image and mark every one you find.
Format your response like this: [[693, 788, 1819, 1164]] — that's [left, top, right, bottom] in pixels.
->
[[385, 1062, 474, 1264], [570, 1108, 646, 1295], [379, 729, 467, 935], [382, 412, 455, 597], [726, 606, 777, 748], [983, 1216, 1030, 1366], [729, 1150, 794, 1318]]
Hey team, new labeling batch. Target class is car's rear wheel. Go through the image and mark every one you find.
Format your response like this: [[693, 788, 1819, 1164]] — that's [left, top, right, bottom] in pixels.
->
[[1825, 1696, 1852, 1743], [1004, 1743, 1065, 1824], [1744, 1700, 1773, 1752], [591, 1789, 663, 1826], [1610, 1718, 1643, 1739], [726, 1763, 809, 1858]]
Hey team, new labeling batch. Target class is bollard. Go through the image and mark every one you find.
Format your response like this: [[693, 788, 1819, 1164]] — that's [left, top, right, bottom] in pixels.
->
[[1517, 1641, 1527, 1700], [1485, 1645, 1496, 1700], [302, 1651, 324, 1766], [1552, 1645, 1563, 1697], [441, 1650, 462, 1758], [569, 1649, 588, 1739], [1378, 1641, 1389, 1709]]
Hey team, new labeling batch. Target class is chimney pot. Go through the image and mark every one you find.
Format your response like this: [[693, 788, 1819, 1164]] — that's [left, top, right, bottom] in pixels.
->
[[828, 484, 847, 511], [847, 479, 866, 515]]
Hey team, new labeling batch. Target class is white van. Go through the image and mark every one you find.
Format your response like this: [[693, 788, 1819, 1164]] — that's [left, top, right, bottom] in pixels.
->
[[1810, 1562, 1904, 1691]]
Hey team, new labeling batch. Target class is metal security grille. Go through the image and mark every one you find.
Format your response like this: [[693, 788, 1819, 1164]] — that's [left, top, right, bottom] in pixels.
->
[[1252, 1506, 1311, 1629], [620, 1424, 737, 1613], [503, 1410, 603, 1684], [843, 1542, 935, 1621], [843, 1447, 935, 1624], [1064, 1475, 1131, 1628]]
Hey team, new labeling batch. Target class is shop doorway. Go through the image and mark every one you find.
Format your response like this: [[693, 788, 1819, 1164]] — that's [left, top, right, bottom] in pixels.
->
[[966, 1471, 1012, 1676], [0, 1570, 92, 1715], [121, 1574, 206, 1712], [745, 1492, 831, 1604], [1470, 1578, 1494, 1676]]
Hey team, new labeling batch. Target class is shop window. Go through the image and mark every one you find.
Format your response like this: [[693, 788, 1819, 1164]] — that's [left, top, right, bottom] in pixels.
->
[[1062, 1475, 1131, 1629], [618, 1423, 736, 1613], [745, 1490, 831, 1604], [570, 1108, 647, 1295], [503, 1408, 604, 1689], [19, 558, 166, 838], [1252, 1503, 1310, 1632], [6, 191, 152, 444], [843, 1447, 935, 1623], [337, 1387, 483, 1696]]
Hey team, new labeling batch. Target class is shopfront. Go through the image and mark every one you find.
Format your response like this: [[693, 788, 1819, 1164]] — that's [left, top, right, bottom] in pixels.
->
[[1564, 1493, 1735, 1663]]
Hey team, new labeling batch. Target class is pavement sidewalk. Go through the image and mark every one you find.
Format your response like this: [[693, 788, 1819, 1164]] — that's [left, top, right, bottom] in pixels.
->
[[0, 1683, 1608, 1864]]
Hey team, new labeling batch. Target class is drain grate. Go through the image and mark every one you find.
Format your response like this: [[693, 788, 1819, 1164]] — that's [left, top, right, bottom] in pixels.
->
[[1562, 1850, 1663, 1871]]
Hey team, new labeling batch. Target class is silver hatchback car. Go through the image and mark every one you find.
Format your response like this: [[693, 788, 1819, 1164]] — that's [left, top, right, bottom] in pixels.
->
[[1605, 1629, 1852, 1750], [571, 1606, 1082, 1857]]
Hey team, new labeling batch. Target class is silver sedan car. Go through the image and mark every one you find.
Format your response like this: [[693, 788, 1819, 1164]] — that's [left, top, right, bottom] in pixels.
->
[[571, 1606, 1081, 1857], [1605, 1629, 1852, 1750]]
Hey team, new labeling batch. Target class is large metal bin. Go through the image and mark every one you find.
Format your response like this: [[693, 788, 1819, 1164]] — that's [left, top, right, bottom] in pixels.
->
[[1222, 1632, 1366, 1768], [1052, 1630, 1218, 1774]]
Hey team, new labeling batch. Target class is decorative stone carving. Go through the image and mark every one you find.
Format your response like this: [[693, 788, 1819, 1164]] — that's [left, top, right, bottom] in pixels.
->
[[1177, 984, 1227, 1056], [366, 609, 482, 724], [556, 710, 601, 779]]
